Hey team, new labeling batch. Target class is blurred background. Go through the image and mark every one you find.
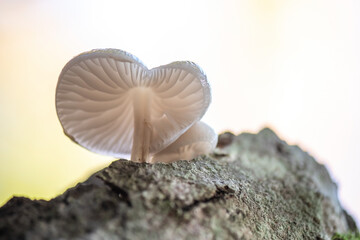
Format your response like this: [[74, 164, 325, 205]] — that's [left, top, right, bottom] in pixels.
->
[[0, 0, 359, 225]]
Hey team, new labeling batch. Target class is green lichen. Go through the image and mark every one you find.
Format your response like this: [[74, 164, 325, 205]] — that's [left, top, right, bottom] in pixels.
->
[[332, 232, 360, 240]]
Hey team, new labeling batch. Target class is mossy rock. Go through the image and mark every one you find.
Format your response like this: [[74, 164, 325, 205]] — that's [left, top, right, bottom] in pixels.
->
[[0, 128, 357, 240]]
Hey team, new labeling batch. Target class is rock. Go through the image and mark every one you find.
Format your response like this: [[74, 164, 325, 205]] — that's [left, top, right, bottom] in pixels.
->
[[0, 128, 357, 240]]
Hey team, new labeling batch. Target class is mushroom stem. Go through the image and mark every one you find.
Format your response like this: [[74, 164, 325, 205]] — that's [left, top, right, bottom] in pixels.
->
[[131, 88, 152, 163]]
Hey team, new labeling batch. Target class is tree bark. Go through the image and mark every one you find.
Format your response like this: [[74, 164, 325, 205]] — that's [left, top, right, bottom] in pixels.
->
[[0, 128, 357, 239]]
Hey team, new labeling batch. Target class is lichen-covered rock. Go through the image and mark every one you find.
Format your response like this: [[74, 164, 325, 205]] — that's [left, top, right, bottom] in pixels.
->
[[0, 128, 357, 240]]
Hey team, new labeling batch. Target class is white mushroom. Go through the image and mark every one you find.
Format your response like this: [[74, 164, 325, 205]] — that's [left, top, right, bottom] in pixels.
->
[[151, 121, 218, 163], [56, 49, 214, 163]]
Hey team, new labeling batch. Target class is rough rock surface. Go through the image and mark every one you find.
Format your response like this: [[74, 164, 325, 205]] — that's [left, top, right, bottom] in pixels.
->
[[0, 128, 357, 240]]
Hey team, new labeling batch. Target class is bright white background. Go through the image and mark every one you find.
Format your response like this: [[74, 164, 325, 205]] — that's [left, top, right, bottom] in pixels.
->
[[1, 0, 359, 225]]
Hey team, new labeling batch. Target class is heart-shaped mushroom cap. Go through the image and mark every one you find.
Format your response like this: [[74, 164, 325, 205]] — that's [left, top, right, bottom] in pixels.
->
[[56, 49, 211, 161]]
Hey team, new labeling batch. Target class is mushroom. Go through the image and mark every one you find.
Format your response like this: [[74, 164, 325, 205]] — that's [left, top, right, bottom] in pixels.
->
[[151, 121, 218, 163], [56, 48, 215, 163]]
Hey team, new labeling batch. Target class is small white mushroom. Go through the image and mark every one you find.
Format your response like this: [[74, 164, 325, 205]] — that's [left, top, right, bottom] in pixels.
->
[[151, 121, 218, 163], [56, 49, 215, 163]]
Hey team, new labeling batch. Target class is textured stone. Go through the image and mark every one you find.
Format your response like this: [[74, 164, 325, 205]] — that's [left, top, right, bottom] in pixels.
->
[[0, 128, 357, 240]]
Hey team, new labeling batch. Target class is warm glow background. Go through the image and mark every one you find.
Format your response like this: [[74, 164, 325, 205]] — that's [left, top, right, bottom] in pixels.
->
[[1, 0, 359, 225]]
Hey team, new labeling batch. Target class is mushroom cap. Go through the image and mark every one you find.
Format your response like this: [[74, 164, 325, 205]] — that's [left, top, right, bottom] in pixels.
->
[[151, 121, 218, 163], [56, 49, 211, 158]]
